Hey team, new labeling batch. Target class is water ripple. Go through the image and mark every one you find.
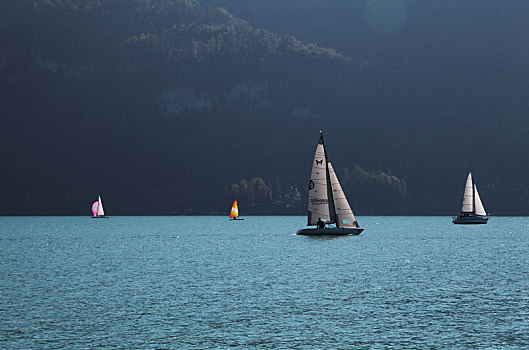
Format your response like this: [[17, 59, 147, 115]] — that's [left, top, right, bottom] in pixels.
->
[[1, 216, 529, 348]]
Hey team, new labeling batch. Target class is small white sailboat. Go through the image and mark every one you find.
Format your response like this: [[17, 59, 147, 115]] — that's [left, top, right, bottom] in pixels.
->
[[453, 171, 488, 224], [297, 132, 364, 235], [229, 200, 244, 220], [91, 195, 108, 218]]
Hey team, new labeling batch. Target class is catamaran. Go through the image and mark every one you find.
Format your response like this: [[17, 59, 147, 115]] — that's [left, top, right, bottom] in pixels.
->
[[453, 171, 488, 224], [91, 195, 107, 218], [297, 132, 364, 235], [229, 200, 244, 220]]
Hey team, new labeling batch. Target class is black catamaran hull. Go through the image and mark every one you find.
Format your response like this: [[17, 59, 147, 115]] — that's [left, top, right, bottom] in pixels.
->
[[91, 216, 108, 219], [296, 227, 364, 235], [452, 215, 488, 225]]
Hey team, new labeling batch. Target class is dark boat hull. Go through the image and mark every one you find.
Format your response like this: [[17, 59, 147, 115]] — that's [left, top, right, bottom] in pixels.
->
[[296, 227, 364, 235], [230, 218, 244, 220], [91, 216, 108, 219], [452, 215, 488, 225]]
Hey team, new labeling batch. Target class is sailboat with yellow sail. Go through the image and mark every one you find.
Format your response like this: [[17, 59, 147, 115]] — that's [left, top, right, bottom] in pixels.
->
[[229, 200, 244, 220]]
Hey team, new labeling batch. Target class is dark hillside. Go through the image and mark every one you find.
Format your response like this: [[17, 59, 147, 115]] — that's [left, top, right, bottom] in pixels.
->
[[1, 0, 528, 215]]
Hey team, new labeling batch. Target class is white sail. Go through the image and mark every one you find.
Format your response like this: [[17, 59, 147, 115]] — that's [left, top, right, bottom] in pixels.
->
[[461, 172, 474, 213], [328, 162, 359, 228], [307, 135, 333, 225], [474, 184, 486, 216], [97, 195, 105, 216]]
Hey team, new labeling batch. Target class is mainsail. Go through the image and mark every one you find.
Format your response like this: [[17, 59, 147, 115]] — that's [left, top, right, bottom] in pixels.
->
[[461, 172, 474, 213], [307, 134, 335, 225], [97, 196, 105, 216], [229, 200, 239, 218], [328, 162, 358, 228], [474, 184, 486, 216]]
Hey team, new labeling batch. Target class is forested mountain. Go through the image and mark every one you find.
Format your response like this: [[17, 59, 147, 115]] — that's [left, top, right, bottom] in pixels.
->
[[2, 0, 529, 215]]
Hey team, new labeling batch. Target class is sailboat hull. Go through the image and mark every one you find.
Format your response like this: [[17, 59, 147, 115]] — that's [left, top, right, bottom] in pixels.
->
[[91, 216, 108, 219], [452, 215, 488, 225], [296, 227, 364, 235]]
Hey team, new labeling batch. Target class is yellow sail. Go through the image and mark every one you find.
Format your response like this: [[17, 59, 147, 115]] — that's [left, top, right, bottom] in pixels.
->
[[229, 200, 239, 218]]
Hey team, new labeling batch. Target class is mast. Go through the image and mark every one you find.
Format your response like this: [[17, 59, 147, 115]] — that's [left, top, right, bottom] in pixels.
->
[[471, 172, 476, 214], [320, 132, 336, 223]]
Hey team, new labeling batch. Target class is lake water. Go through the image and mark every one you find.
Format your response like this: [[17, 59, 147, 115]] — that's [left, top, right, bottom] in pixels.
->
[[1, 216, 529, 349]]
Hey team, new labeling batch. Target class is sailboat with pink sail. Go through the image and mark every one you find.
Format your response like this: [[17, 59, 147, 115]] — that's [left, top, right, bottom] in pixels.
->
[[91, 195, 107, 218]]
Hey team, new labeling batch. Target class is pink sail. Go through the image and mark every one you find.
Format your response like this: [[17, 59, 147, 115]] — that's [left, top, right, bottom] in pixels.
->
[[91, 201, 99, 216]]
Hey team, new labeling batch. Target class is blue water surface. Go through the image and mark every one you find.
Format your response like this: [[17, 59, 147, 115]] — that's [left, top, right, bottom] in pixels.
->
[[1, 216, 529, 349]]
